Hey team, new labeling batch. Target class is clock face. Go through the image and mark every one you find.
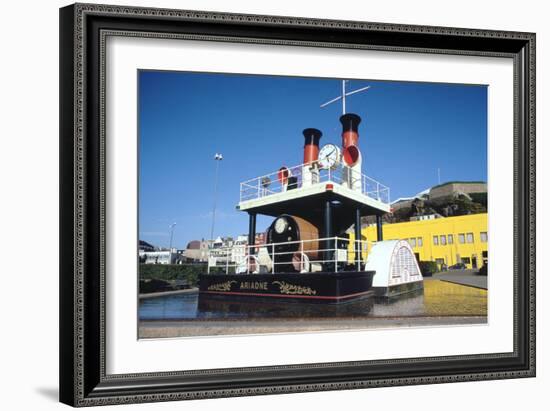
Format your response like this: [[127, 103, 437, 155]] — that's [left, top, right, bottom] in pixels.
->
[[318, 144, 341, 169]]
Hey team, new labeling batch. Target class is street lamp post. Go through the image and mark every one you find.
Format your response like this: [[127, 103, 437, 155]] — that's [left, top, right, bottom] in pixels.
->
[[169, 222, 176, 251], [210, 153, 223, 240]]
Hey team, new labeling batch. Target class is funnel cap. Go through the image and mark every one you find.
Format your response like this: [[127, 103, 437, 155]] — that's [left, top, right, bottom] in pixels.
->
[[302, 128, 322, 146], [339, 113, 362, 132]]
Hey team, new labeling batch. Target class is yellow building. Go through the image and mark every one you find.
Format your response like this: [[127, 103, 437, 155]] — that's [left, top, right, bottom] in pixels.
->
[[358, 213, 488, 270]]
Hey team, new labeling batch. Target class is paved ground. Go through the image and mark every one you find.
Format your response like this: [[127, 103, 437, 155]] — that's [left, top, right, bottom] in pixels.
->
[[432, 269, 487, 289], [139, 316, 487, 338]]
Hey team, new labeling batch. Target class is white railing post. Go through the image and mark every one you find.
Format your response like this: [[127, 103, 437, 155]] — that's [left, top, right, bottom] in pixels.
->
[[300, 240, 304, 272], [272, 242, 275, 274], [358, 239, 361, 271], [359, 239, 361, 270], [334, 237, 338, 273]]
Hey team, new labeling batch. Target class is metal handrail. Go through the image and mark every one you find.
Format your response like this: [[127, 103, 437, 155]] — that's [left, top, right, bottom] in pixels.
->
[[207, 236, 369, 274], [239, 161, 390, 204]]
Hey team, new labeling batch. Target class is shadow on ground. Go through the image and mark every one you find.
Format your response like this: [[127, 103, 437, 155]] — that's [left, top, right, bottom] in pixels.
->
[[35, 387, 58, 402]]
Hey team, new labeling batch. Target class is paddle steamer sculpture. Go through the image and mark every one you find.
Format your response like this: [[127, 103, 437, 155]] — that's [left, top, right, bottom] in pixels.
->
[[199, 86, 423, 304]]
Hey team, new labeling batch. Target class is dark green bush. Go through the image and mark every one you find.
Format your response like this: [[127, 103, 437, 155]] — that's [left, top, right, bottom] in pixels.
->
[[477, 263, 488, 276], [139, 278, 172, 293], [139, 263, 206, 286], [418, 261, 438, 277], [469, 192, 488, 207]]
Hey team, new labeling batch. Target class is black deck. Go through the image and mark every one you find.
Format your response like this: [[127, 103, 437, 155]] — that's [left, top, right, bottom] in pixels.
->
[[199, 271, 375, 304]]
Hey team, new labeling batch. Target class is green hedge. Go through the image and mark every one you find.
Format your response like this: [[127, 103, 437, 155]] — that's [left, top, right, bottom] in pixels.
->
[[469, 192, 488, 206], [418, 261, 438, 277], [477, 263, 488, 276], [139, 264, 207, 286], [139, 279, 172, 293]]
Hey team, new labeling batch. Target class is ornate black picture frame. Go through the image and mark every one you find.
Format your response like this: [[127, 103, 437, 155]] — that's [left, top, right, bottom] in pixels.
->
[[59, 3, 535, 407]]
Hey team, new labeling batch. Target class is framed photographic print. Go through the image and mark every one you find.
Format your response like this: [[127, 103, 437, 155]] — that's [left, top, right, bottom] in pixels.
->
[[59, 2, 536, 407]]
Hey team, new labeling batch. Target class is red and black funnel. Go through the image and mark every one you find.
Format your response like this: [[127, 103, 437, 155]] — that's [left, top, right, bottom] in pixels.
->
[[340, 113, 361, 166], [302, 128, 322, 164]]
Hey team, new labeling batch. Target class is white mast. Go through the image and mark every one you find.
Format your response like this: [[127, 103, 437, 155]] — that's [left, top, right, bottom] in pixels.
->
[[320, 80, 371, 114]]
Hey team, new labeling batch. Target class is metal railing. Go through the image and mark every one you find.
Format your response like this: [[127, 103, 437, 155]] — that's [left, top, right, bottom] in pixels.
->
[[207, 236, 369, 275], [239, 161, 390, 204]]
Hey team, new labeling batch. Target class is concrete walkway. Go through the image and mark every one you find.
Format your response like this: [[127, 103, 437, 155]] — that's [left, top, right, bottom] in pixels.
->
[[433, 270, 487, 290], [139, 316, 487, 338]]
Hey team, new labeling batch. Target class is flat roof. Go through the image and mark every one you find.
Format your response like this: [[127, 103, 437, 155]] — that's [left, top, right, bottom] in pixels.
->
[[237, 182, 390, 233]]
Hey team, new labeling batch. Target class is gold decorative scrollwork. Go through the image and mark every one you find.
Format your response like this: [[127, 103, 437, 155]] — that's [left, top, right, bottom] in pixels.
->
[[273, 281, 317, 295], [207, 280, 236, 292]]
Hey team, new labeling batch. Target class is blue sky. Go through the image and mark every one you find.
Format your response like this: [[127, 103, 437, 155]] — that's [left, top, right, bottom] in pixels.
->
[[139, 71, 487, 249]]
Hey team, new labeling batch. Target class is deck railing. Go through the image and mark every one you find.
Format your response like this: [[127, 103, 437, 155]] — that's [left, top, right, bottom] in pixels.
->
[[207, 236, 368, 275], [239, 161, 390, 204]]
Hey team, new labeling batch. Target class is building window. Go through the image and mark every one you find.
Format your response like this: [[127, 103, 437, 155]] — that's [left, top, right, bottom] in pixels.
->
[[410, 238, 416, 247], [433, 236, 439, 245], [448, 234, 453, 244], [458, 233, 465, 244], [466, 232, 474, 243], [480, 232, 488, 242], [417, 237, 423, 247], [440, 235, 446, 245]]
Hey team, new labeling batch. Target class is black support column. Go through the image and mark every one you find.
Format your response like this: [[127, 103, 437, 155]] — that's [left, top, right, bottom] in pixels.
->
[[376, 214, 384, 241], [248, 212, 256, 254], [355, 208, 362, 267], [324, 200, 333, 269]]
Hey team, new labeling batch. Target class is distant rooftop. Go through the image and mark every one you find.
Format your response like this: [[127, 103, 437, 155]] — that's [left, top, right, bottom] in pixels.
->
[[393, 181, 486, 204], [430, 181, 487, 190], [391, 187, 430, 205], [186, 240, 201, 250], [139, 240, 155, 249]]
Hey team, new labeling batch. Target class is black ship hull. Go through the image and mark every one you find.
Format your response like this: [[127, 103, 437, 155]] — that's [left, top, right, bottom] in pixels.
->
[[198, 271, 375, 304]]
